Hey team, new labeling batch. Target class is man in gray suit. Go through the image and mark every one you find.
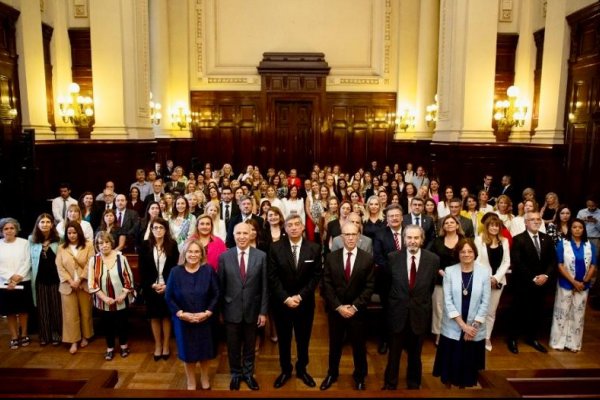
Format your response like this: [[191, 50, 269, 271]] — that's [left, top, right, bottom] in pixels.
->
[[218, 222, 268, 391], [330, 212, 373, 254]]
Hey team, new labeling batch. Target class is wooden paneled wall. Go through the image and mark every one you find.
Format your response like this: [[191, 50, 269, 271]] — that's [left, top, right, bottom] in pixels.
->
[[565, 2, 600, 205]]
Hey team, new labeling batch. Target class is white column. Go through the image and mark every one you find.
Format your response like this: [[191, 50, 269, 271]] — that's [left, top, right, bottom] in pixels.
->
[[120, 0, 153, 139], [51, 0, 78, 139], [535, 0, 569, 144], [149, 0, 171, 138], [433, 0, 498, 143], [398, 0, 439, 140], [89, 0, 126, 138], [509, 0, 537, 143], [164, 0, 191, 138], [15, 0, 54, 138], [394, 0, 419, 140]]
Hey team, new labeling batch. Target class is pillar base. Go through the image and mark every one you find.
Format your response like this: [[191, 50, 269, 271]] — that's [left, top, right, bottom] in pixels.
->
[[530, 129, 565, 145], [22, 124, 54, 140]]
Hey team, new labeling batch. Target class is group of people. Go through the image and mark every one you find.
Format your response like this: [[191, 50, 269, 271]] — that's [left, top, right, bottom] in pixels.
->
[[0, 159, 598, 391]]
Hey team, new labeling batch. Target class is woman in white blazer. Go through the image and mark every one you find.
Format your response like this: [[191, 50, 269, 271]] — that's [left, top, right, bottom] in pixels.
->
[[474, 213, 510, 352], [433, 238, 490, 388]]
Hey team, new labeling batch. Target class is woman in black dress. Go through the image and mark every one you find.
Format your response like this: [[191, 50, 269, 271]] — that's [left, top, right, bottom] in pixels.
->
[[138, 217, 179, 361], [166, 240, 219, 390]]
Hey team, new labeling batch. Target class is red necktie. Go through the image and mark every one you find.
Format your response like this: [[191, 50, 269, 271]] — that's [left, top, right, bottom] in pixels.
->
[[409, 255, 416, 290], [393, 232, 401, 251], [240, 251, 246, 283], [344, 252, 352, 282]]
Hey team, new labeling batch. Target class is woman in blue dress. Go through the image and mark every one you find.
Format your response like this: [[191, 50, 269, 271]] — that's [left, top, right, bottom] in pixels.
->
[[166, 239, 219, 390]]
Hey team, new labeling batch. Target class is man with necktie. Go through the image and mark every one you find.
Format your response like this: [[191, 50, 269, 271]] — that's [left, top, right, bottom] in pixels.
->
[[51, 183, 77, 223], [226, 196, 263, 248], [402, 197, 435, 248], [373, 204, 404, 354], [382, 225, 439, 390], [218, 222, 268, 391], [507, 211, 556, 354], [320, 222, 375, 390], [268, 215, 322, 389], [220, 187, 240, 231]]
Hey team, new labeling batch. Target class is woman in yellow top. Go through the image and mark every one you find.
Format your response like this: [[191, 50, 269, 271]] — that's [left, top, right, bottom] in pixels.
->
[[460, 194, 484, 235]]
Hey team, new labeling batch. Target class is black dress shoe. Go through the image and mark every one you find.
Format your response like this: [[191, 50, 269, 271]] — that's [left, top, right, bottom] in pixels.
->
[[244, 375, 260, 390], [378, 341, 389, 354], [297, 371, 316, 387], [526, 340, 548, 353], [355, 381, 366, 390], [381, 383, 397, 390], [320, 375, 337, 391], [229, 377, 240, 391], [507, 339, 519, 354], [273, 373, 291, 388]]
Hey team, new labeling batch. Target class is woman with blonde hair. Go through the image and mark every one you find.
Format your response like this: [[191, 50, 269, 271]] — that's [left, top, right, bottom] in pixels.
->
[[166, 240, 220, 390], [540, 192, 560, 225], [56, 221, 95, 354], [204, 202, 226, 242], [185, 214, 227, 271], [495, 194, 515, 233], [362, 195, 385, 240], [56, 204, 94, 242], [474, 214, 510, 352]]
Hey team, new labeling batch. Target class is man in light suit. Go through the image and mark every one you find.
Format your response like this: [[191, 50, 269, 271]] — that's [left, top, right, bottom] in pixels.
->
[[320, 222, 375, 391], [218, 222, 268, 391], [507, 211, 556, 354], [382, 225, 439, 390], [403, 197, 435, 247], [331, 212, 373, 254], [268, 215, 322, 389]]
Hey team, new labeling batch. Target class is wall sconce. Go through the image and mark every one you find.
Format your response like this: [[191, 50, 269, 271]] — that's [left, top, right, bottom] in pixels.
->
[[57, 82, 94, 127], [395, 106, 416, 132], [493, 85, 527, 132], [170, 101, 191, 130], [425, 94, 438, 128], [7, 108, 17, 120], [149, 93, 161, 126]]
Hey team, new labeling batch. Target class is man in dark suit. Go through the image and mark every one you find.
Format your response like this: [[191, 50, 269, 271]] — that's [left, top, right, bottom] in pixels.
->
[[165, 171, 185, 195], [225, 195, 264, 248], [268, 215, 322, 389], [220, 187, 240, 231], [403, 197, 435, 247], [382, 224, 439, 390], [144, 179, 164, 209], [474, 174, 500, 206], [320, 222, 375, 391], [373, 203, 404, 354], [507, 211, 556, 354], [446, 198, 475, 238], [114, 194, 140, 252], [499, 174, 518, 208], [218, 222, 268, 391]]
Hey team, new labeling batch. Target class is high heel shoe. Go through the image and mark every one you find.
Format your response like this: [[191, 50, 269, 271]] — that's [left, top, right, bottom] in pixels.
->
[[153, 354, 161, 361]]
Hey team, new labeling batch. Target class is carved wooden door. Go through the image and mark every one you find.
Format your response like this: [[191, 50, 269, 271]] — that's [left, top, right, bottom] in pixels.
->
[[275, 101, 314, 174]]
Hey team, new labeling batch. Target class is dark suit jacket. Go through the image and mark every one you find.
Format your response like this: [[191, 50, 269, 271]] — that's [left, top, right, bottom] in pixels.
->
[[403, 214, 435, 246], [218, 247, 268, 324], [500, 184, 518, 209], [321, 248, 375, 313], [510, 231, 556, 291], [374, 227, 402, 268], [144, 192, 163, 209], [268, 239, 322, 309], [165, 180, 185, 195], [225, 214, 265, 248], [138, 240, 180, 294], [220, 201, 240, 227], [386, 249, 439, 335], [116, 208, 140, 249], [439, 215, 475, 238]]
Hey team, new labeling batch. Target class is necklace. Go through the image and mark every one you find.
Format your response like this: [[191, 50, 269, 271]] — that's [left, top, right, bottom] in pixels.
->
[[461, 270, 473, 296]]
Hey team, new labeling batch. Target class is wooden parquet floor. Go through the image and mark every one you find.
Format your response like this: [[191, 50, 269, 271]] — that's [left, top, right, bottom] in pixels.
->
[[2, 294, 600, 394]]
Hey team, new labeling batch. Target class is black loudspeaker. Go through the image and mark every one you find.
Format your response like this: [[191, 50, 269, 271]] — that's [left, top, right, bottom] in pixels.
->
[[18, 128, 35, 170]]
